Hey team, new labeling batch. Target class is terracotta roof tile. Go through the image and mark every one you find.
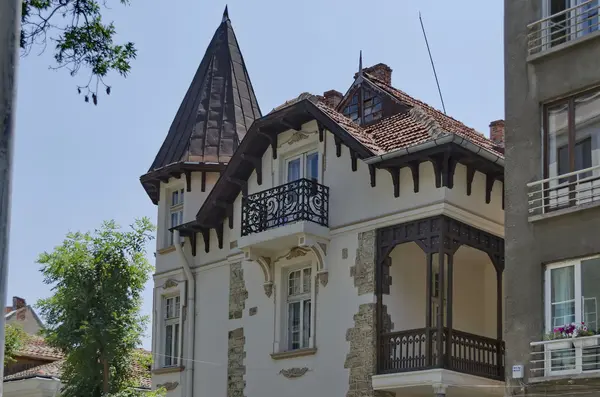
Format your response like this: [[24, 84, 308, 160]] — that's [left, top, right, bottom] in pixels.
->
[[16, 336, 63, 360], [4, 360, 63, 380], [364, 74, 503, 157]]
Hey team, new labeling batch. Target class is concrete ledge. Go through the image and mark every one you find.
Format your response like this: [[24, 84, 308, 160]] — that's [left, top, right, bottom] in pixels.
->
[[270, 347, 317, 360], [151, 366, 184, 375], [527, 30, 600, 63], [528, 200, 600, 222]]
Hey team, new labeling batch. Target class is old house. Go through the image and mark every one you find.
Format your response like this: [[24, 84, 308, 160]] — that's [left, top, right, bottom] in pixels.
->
[[142, 7, 506, 397]]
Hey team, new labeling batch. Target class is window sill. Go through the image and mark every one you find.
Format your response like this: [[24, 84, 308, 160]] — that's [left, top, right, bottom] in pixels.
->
[[152, 366, 184, 375], [270, 347, 317, 360], [157, 246, 176, 255]]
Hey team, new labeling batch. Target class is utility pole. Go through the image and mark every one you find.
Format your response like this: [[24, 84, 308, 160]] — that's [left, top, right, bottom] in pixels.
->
[[0, 0, 22, 393]]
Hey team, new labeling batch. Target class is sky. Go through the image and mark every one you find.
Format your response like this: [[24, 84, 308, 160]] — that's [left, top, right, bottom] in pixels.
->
[[10, 0, 504, 350]]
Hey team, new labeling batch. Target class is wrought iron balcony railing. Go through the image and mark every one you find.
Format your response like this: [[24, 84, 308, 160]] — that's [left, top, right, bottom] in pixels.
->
[[241, 178, 329, 237]]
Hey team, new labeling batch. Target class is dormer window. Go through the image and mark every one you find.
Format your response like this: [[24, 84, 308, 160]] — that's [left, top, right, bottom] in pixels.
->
[[342, 86, 383, 125]]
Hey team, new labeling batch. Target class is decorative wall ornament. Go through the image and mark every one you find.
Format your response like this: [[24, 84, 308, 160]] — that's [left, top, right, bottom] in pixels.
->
[[284, 246, 309, 260], [286, 131, 311, 146], [317, 270, 329, 287], [163, 279, 179, 289], [263, 281, 274, 298], [157, 381, 179, 391], [279, 367, 310, 378]]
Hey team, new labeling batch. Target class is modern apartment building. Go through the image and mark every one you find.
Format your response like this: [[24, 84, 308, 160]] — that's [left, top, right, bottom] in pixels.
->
[[142, 7, 507, 397], [505, 0, 600, 395]]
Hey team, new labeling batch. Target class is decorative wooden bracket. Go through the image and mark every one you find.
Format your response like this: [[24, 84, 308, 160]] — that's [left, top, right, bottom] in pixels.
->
[[201, 171, 207, 192], [368, 164, 376, 187], [258, 129, 278, 159], [485, 174, 496, 204], [201, 228, 210, 253], [227, 177, 248, 196], [226, 203, 234, 229], [185, 171, 192, 192], [466, 165, 475, 196], [215, 222, 224, 249], [350, 150, 358, 172], [190, 232, 197, 257], [241, 154, 262, 185], [408, 161, 420, 193], [317, 122, 325, 142], [386, 167, 400, 198], [169, 172, 181, 179], [334, 136, 342, 157]]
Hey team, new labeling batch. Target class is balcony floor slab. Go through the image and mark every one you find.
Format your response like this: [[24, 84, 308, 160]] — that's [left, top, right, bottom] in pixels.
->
[[372, 368, 504, 397], [238, 221, 329, 254]]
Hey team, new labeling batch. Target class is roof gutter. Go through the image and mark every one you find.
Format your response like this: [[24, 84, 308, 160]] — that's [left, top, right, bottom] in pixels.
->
[[363, 134, 504, 167], [173, 230, 195, 397]]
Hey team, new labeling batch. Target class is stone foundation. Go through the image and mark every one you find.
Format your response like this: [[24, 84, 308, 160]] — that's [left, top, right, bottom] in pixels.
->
[[350, 230, 376, 296], [229, 262, 248, 320]]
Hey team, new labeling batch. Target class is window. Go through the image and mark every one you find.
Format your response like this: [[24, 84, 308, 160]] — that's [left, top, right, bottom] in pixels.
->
[[163, 296, 181, 367], [342, 87, 383, 125], [545, 256, 600, 332], [168, 188, 184, 246], [544, 88, 600, 209], [543, 0, 599, 49], [285, 151, 319, 183], [286, 267, 312, 350]]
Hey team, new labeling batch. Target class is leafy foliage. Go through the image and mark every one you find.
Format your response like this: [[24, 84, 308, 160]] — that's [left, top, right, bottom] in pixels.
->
[[4, 324, 29, 366], [21, 0, 137, 104], [36, 218, 155, 397]]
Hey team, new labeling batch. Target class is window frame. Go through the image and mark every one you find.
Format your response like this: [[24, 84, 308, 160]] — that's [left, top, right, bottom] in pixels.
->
[[544, 254, 600, 332], [160, 293, 183, 368], [285, 266, 312, 351], [283, 150, 320, 184], [167, 187, 185, 246], [341, 85, 383, 126]]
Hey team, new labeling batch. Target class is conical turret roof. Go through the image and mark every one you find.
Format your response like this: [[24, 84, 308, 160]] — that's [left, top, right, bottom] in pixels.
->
[[141, 7, 261, 203]]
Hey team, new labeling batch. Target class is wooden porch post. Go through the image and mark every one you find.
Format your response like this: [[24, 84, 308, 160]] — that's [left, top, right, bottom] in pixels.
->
[[445, 252, 454, 370], [436, 250, 445, 368], [425, 252, 433, 367]]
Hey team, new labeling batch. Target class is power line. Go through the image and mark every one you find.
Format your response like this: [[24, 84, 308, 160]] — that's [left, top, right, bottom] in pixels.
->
[[419, 11, 446, 115]]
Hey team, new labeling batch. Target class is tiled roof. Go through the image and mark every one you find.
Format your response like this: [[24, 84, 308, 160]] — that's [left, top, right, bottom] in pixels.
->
[[16, 336, 63, 360], [363, 74, 503, 157], [4, 354, 152, 389], [4, 360, 63, 381]]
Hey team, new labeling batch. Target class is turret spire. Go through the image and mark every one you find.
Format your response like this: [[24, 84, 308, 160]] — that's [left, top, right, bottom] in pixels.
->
[[358, 50, 363, 76], [222, 5, 229, 22]]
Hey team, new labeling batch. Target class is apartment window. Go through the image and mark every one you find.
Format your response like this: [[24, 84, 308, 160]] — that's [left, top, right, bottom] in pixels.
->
[[544, 88, 600, 208], [286, 267, 312, 350], [168, 188, 184, 246], [163, 295, 181, 367], [543, 0, 599, 49], [545, 256, 600, 332]]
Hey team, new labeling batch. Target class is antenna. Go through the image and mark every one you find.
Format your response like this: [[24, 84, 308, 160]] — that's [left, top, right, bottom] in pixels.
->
[[419, 12, 446, 114]]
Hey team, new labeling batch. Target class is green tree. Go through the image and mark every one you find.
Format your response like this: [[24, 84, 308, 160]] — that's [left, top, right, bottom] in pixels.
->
[[36, 218, 155, 397], [4, 324, 28, 366], [20, 0, 137, 104]]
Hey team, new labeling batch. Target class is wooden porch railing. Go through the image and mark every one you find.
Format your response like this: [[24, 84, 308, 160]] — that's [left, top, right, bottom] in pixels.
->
[[379, 327, 505, 381]]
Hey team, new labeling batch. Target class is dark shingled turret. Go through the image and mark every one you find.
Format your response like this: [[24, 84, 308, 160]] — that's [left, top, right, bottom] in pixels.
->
[[141, 6, 261, 204]]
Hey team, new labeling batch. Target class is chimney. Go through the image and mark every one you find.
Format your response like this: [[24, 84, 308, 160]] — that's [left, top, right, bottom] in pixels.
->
[[323, 90, 343, 108], [355, 63, 393, 85], [12, 296, 26, 310], [489, 120, 505, 146]]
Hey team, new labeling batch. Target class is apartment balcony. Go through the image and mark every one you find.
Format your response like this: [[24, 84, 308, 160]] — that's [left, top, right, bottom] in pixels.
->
[[530, 335, 600, 381], [527, 165, 600, 221], [238, 178, 330, 254], [527, 0, 600, 58], [372, 216, 505, 397]]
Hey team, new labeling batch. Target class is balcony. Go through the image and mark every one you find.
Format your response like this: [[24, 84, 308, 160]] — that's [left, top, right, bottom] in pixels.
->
[[372, 216, 505, 396], [530, 335, 600, 380], [527, 165, 600, 220], [238, 178, 329, 253], [527, 0, 600, 57]]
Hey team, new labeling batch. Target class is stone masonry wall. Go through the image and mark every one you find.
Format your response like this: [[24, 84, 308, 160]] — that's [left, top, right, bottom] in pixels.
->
[[228, 262, 247, 397], [345, 231, 393, 397]]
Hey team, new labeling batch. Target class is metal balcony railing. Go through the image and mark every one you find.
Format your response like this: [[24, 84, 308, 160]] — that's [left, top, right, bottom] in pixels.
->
[[527, 165, 600, 216], [530, 335, 600, 378], [527, 0, 600, 56], [241, 178, 329, 237]]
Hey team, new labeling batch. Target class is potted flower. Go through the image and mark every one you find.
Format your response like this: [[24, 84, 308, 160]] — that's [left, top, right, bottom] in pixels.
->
[[544, 324, 576, 351], [573, 322, 598, 348]]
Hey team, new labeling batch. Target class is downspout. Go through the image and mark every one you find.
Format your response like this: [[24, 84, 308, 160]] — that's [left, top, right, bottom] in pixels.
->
[[174, 230, 195, 397]]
